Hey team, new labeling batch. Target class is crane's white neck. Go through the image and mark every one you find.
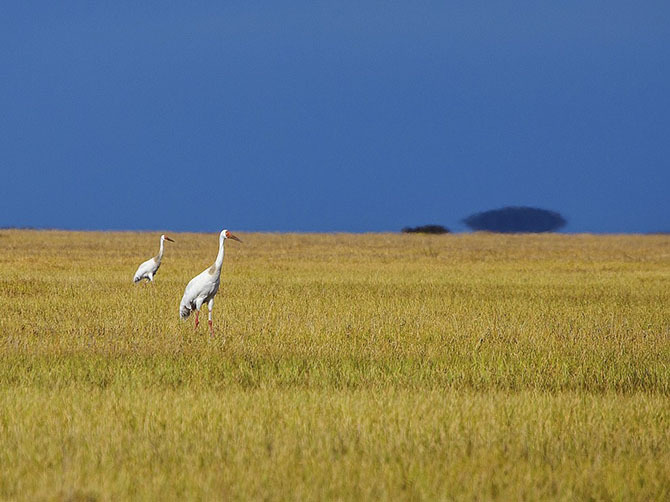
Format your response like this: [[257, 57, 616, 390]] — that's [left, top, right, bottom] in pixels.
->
[[213, 233, 225, 271], [157, 238, 165, 262]]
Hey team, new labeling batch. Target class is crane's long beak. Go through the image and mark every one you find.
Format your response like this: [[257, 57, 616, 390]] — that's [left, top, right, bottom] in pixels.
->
[[165, 236, 175, 242], [229, 233, 242, 243]]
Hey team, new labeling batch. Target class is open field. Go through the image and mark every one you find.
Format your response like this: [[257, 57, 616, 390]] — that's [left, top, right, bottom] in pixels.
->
[[1, 230, 669, 500]]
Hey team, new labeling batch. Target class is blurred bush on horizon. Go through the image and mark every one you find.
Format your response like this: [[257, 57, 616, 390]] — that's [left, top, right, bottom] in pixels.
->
[[463, 206, 567, 233]]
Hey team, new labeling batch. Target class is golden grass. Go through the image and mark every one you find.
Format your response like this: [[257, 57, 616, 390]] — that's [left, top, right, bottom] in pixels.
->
[[0, 230, 669, 500]]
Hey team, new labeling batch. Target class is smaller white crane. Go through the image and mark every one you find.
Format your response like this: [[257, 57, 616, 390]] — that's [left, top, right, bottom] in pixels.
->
[[179, 229, 242, 336], [133, 234, 175, 283]]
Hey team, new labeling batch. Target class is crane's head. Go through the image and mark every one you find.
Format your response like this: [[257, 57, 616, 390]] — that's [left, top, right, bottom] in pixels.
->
[[161, 234, 175, 242], [221, 229, 242, 243]]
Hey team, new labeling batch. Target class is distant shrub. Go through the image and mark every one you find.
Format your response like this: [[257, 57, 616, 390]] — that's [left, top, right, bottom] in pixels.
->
[[402, 225, 450, 234], [463, 207, 566, 233]]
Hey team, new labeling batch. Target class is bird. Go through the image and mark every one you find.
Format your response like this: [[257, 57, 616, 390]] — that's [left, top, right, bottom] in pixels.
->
[[179, 229, 242, 336], [133, 234, 175, 283]]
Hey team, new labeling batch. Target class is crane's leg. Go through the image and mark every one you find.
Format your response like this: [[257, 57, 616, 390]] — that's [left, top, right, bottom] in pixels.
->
[[194, 310, 200, 330], [207, 298, 215, 337]]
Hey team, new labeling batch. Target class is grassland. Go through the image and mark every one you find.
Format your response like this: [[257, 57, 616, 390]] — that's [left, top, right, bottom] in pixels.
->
[[0, 230, 669, 501]]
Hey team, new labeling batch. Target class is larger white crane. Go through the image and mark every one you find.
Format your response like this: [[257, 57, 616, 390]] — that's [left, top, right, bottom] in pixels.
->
[[133, 234, 175, 283], [179, 229, 242, 336]]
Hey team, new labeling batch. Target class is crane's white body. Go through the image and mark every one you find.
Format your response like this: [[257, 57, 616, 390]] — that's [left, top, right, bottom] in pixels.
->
[[133, 234, 173, 283], [179, 257, 223, 319], [179, 229, 240, 335]]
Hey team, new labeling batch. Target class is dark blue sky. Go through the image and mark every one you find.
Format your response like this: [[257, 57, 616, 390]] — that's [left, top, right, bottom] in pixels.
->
[[1, 1, 668, 233]]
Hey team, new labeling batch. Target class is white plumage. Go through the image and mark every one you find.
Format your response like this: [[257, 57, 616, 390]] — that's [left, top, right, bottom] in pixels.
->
[[133, 234, 174, 283], [179, 229, 242, 336]]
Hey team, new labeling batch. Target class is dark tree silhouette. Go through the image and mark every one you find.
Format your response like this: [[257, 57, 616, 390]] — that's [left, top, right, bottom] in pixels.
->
[[463, 207, 566, 233], [402, 225, 450, 234]]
